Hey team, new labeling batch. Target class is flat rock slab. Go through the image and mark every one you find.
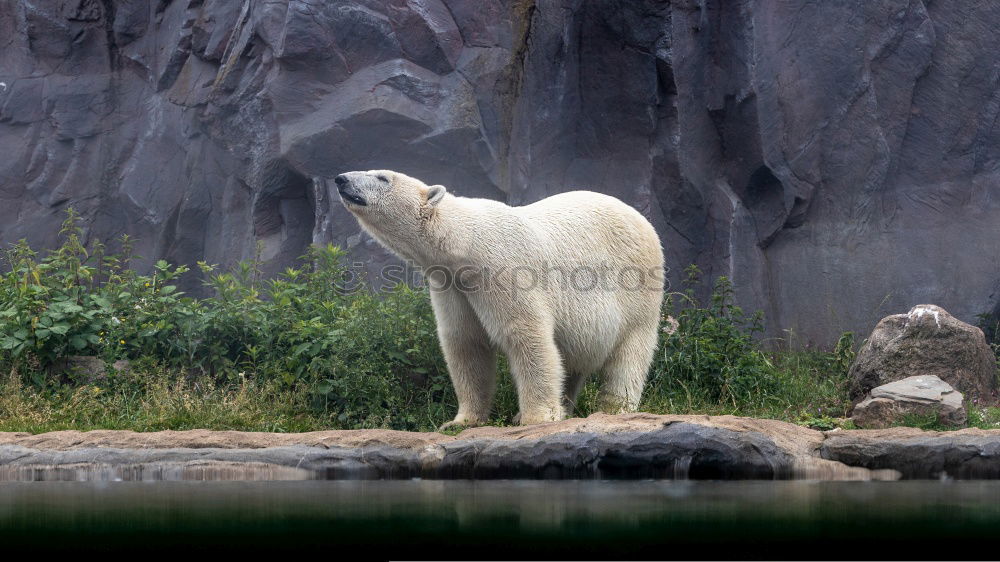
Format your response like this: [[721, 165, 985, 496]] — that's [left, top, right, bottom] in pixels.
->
[[872, 375, 964, 405], [852, 375, 967, 428], [3, 413, 999, 481]]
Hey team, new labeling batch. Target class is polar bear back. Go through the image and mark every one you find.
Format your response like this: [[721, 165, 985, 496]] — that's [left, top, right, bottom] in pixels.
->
[[516, 191, 661, 265], [505, 191, 665, 374]]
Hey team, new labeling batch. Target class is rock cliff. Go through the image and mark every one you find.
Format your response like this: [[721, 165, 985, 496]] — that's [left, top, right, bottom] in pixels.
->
[[2, 0, 999, 344]]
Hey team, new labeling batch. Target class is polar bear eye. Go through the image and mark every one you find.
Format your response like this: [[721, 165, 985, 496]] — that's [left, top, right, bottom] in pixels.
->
[[377, 175, 389, 182]]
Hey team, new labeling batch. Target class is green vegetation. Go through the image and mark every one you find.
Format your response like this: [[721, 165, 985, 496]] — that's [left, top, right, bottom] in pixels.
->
[[638, 265, 854, 424], [976, 312, 1000, 375], [0, 210, 996, 434], [0, 210, 453, 432]]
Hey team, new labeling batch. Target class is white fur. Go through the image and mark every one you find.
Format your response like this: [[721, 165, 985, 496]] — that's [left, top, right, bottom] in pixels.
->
[[337, 170, 665, 427]]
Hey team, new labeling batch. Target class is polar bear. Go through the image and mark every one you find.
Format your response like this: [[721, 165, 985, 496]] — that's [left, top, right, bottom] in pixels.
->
[[334, 170, 664, 428]]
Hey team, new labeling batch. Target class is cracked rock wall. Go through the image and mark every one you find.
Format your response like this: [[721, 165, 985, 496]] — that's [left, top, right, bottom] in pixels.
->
[[2, 0, 999, 345]]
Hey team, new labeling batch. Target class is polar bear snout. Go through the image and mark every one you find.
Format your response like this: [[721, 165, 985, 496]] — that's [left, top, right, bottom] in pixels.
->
[[335, 174, 367, 207]]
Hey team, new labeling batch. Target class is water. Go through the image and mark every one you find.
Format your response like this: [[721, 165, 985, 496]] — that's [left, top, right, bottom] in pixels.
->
[[1, 480, 996, 556]]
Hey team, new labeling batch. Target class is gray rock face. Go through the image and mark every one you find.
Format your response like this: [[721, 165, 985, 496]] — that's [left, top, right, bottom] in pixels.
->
[[851, 375, 967, 429], [11, 412, 1000, 481], [0, 425, 803, 480], [3, 1, 1000, 344], [848, 305, 998, 403], [821, 427, 1000, 480]]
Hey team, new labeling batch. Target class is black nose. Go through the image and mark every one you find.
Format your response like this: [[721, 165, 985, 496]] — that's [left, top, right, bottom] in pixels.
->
[[334, 174, 348, 187]]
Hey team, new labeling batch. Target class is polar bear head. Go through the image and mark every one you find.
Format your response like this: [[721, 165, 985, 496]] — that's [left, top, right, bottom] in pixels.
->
[[334, 169, 448, 262]]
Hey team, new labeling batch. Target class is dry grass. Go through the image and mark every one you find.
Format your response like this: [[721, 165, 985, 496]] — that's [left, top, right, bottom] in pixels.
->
[[0, 364, 338, 434]]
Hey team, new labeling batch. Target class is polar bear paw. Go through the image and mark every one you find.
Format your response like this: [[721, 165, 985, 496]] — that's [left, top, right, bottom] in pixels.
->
[[514, 408, 563, 426], [437, 416, 486, 432]]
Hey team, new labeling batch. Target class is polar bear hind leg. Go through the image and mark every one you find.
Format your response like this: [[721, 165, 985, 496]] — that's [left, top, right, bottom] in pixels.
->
[[598, 325, 659, 413], [503, 323, 566, 425], [513, 370, 584, 425]]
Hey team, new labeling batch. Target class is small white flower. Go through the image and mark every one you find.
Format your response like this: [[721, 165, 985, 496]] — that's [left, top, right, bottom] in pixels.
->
[[111, 316, 121, 325]]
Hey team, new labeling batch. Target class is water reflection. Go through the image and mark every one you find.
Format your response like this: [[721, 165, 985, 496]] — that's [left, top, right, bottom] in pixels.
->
[[0, 461, 313, 482], [1, 480, 998, 555]]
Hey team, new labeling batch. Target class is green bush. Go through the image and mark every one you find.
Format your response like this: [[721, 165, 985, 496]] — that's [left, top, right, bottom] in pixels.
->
[[646, 265, 779, 408], [975, 312, 1000, 376], [0, 209, 453, 430]]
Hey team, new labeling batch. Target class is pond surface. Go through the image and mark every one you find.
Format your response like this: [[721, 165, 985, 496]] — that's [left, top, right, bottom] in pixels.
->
[[1, 480, 997, 557]]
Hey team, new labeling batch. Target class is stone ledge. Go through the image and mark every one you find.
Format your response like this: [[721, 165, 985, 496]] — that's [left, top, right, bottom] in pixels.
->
[[821, 427, 1000, 479], [2, 413, 998, 481]]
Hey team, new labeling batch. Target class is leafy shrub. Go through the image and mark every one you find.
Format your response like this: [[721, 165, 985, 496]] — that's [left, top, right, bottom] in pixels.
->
[[796, 412, 841, 431], [0, 211, 195, 371], [645, 265, 779, 408], [0, 209, 453, 430], [975, 312, 1000, 377], [832, 331, 856, 373], [977, 311, 1000, 344]]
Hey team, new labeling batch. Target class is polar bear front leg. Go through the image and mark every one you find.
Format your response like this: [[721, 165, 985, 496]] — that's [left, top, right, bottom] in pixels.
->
[[431, 288, 497, 430], [503, 325, 566, 425]]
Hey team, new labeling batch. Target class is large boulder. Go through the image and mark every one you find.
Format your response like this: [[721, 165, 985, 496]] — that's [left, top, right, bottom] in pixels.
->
[[851, 375, 967, 429], [46, 356, 130, 385], [848, 305, 998, 404]]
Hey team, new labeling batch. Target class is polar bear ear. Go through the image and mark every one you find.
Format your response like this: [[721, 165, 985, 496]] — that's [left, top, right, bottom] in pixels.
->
[[426, 185, 447, 207]]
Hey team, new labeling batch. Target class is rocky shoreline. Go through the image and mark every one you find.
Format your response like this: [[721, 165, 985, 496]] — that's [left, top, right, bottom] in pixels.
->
[[4, 413, 1000, 481]]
